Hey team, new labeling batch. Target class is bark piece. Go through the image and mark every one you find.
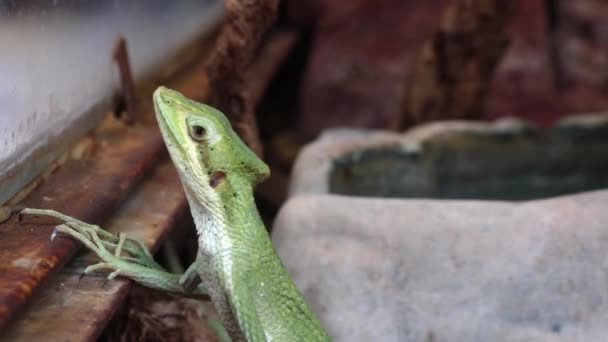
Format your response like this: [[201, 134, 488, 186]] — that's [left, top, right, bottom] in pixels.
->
[[205, 0, 279, 156]]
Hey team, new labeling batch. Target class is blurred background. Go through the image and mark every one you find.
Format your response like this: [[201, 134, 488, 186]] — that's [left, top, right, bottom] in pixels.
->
[[2, 0, 608, 209], [2, 0, 608, 341]]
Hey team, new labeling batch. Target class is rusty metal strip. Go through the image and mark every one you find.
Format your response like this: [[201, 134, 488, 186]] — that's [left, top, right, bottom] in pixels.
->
[[0, 119, 166, 330], [1, 162, 188, 341]]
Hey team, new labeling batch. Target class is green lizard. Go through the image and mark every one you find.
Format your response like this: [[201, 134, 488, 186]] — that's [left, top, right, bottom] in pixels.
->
[[21, 86, 330, 341]]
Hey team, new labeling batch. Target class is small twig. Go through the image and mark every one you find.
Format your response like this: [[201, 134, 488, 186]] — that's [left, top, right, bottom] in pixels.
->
[[113, 36, 138, 125]]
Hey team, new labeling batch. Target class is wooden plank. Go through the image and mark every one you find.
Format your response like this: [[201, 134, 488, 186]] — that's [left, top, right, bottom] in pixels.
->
[[0, 120, 166, 330], [1, 162, 189, 341]]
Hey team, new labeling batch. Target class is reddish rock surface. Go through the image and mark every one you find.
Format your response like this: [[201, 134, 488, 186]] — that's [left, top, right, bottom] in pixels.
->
[[294, 0, 446, 139], [486, 0, 608, 126], [293, 0, 608, 134]]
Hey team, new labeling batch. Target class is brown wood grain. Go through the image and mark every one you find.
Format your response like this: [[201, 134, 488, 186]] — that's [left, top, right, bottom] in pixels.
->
[[1, 162, 189, 341], [0, 120, 165, 330]]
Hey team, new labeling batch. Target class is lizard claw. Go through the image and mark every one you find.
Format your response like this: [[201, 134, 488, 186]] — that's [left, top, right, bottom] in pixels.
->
[[50, 228, 58, 241]]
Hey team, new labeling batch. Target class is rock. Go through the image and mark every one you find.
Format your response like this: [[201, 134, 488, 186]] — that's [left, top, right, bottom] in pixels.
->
[[275, 116, 608, 340], [273, 191, 608, 341], [289, 115, 608, 199]]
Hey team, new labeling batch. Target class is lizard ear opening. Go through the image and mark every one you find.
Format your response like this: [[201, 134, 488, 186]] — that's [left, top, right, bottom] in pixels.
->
[[209, 171, 227, 188]]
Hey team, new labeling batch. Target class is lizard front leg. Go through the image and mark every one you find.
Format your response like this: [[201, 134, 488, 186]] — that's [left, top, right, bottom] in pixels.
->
[[179, 257, 203, 291], [20, 208, 208, 296]]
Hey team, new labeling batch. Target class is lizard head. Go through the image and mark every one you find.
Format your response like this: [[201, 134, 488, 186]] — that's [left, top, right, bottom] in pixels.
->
[[153, 86, 269, 202]]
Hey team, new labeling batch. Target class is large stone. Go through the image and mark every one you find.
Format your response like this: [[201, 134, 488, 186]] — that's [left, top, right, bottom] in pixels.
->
[[273, 191, 608, 341], [274, 115, 608, 340], [290, 115, 608, 199]]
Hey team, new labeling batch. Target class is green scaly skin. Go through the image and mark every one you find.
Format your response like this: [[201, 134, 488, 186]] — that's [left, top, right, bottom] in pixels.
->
[[22, 87, 330, 342]]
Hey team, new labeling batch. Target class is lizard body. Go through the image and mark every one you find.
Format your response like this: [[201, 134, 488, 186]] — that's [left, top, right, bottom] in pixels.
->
[[154, 87, 329, 341], [23, 87, 330, 341]]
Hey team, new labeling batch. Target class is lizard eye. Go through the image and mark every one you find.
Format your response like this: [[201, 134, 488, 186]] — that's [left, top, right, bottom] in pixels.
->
[[189, 125, 206, 141]]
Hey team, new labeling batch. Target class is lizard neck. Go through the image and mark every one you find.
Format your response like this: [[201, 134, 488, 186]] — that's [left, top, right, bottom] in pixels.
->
[[185, 173, 270, 258]]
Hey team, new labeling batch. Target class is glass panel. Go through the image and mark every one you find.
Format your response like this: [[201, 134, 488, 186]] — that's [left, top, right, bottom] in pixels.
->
[[0, 0, 223, 204]]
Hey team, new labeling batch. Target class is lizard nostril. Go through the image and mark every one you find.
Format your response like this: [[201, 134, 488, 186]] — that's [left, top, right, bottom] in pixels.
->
[[209, 171, 226, 188]]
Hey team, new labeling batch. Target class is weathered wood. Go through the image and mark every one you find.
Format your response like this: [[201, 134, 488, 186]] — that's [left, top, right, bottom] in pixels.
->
[[0, 119, 165, 330], [1, 162, 190, 341], [205, 0, 279, 157]]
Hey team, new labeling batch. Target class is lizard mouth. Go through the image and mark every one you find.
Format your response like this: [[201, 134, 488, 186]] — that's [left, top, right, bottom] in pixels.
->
[[152, 87, 214, 192], [153, 86, 188, 154]]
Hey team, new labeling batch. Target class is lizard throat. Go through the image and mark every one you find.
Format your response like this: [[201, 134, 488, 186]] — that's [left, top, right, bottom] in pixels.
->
[[183, 172, 266, 257]]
